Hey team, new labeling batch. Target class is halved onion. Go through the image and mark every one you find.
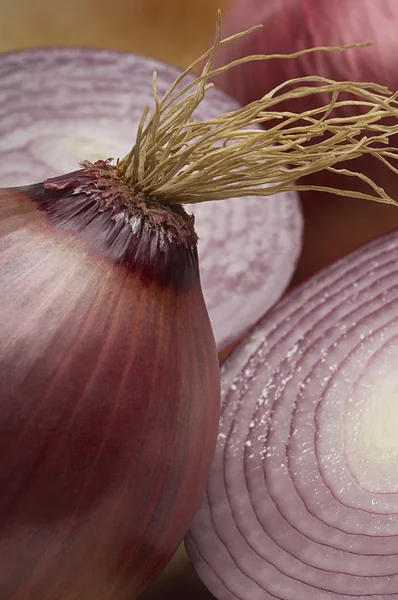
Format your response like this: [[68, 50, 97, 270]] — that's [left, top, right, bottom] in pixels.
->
[[0, 48, 302, 353], [187, 230, 398, 599]]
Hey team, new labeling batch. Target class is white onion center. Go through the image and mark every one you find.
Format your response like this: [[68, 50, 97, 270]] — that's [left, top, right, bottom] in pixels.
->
[[362, 391, 398, 460], [1, 119, 135, 184]]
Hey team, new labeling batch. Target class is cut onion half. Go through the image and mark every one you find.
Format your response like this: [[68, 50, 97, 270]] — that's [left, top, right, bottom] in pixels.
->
[[187, 230, 398, 599], [0, 48, 302, 353]]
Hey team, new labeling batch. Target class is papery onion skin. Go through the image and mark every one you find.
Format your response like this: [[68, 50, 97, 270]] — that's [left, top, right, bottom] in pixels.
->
[[0, 47, 302, 352], [0, 164, 220, 599], [213, 0, 398, 283], [187, 230, 398, 600]]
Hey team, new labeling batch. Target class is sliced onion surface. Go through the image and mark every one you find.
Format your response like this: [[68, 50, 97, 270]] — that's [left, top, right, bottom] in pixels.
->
[[0, 48, 302, 353], [187, 231, 398, 599]]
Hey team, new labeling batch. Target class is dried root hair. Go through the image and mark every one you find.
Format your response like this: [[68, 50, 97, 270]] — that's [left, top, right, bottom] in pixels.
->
[[117, 11, 398, 206]]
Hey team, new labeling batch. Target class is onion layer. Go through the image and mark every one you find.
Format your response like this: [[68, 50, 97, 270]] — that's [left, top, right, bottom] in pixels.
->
[[0, 48, 302, 352], [187, 231, 398, 599]]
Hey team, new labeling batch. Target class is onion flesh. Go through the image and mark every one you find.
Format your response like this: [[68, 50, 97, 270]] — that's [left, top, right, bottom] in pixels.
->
[[0, 47, 302, 352], [187, 231, 398, 599]]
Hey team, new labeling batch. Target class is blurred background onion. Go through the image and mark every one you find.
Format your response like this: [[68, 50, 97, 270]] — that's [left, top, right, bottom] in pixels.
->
[[213, 0, 398, 284]]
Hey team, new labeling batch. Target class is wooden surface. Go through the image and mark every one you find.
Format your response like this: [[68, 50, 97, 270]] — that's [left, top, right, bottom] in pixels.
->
[[0, 1, 234, 598]]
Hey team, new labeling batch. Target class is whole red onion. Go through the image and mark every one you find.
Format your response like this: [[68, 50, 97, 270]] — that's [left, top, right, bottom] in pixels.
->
[[0, 173, 220, 600], [213, 0, 398, 282]]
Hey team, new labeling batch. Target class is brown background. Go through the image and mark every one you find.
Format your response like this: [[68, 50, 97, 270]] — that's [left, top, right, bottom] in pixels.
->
[[0, 0, 232, 69], [0, 1, 232, 597]]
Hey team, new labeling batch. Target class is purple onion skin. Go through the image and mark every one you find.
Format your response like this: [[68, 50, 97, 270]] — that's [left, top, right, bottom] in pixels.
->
[[0, 167, 220, 599]]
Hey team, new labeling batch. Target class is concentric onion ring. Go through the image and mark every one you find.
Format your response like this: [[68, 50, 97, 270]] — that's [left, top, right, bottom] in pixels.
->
[[0, 48, 302, 352], [187, 231, 398, 599]]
